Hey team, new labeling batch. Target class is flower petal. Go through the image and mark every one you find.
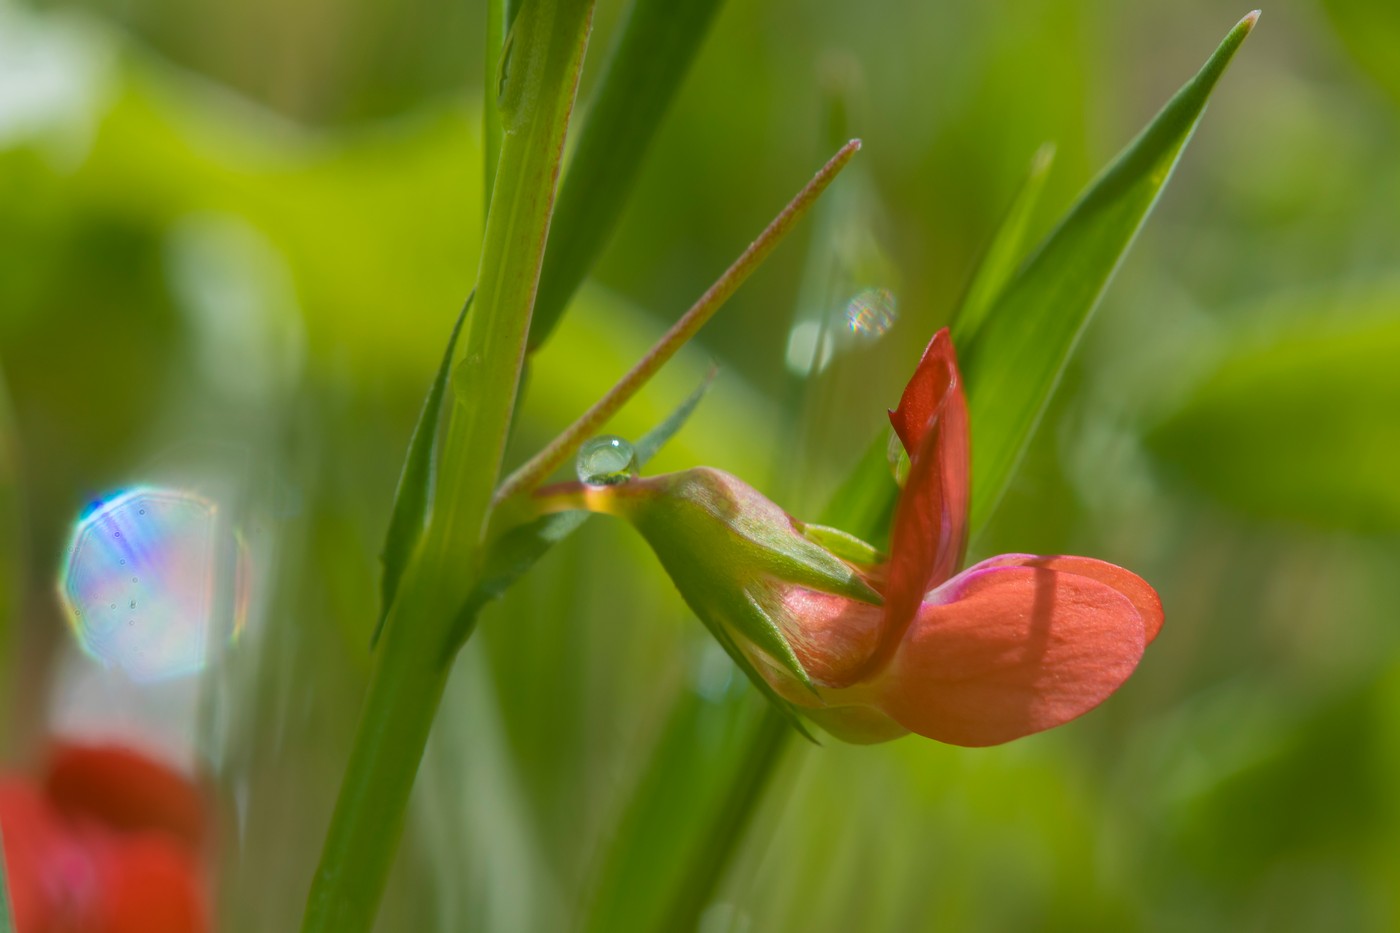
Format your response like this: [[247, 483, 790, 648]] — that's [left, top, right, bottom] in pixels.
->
[[973, 553, 1163, 643], [880, 328, 970, 654], [90, 835, 209, 933], [0, 778, 66, 933], [875, 563, 1148, 746], [44, 743, 205, 850], [777, 588, 884, 687]]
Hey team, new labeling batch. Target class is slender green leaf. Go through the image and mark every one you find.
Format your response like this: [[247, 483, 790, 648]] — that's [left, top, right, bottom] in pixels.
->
[[579, 685, 790, 933], [529, 0, 728, 350], [959, 12, 1257, 531], [952, 142, 1056, 346], [818, 427, 898, 545], [372, 293, 472, 648], [1148, 287, 1400, 533], [817, 144, 1056, 551]]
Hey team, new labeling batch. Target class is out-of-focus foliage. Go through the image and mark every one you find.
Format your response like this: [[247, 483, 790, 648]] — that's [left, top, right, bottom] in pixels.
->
[[1149, 285, 1400, 533], [2, 0, 1399, 929]]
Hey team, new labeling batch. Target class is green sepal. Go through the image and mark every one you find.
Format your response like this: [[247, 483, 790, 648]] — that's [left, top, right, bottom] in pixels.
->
[[799, 522, 884, 568], [619, 468, 881, 697]]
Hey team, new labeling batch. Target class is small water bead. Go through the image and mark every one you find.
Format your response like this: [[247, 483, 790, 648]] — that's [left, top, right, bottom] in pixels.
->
[[576, 435, 637, 486]]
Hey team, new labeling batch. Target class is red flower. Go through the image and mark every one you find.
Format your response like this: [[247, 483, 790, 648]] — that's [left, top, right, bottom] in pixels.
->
[[563, 328, 1162, 746], [771, 328, 1164, 745], [0, 743, 210, 933]]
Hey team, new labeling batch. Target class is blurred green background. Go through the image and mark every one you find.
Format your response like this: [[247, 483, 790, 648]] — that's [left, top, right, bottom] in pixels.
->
[[2, 0, 1399, 929]]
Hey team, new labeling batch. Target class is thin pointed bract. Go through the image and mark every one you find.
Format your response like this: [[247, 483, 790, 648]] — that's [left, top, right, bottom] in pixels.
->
[[373, 293, 472, 648], [530, 0, 729, 350], [958, 12, 1258, 531], [497, 139, 862, 502]]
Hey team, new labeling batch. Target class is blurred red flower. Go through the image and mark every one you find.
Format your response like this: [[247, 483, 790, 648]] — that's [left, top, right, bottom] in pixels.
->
[[0, 742, 209, 933]]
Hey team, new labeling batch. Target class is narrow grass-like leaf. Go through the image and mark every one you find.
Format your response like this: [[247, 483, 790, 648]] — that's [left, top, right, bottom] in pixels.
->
[[372, 293, 472, 648], [498, 141, 860, 501], [529, 0, 728, 350], [959, 12, 1257, 531], [818, 427, 898, 546], [952, 142, 1055, 347], [579, 688, 791, 933], [817, 145, 1055, 551]]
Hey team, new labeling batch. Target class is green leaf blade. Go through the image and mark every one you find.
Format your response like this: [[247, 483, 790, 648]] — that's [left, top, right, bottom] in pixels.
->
[[959, 11, 1258, 531], [373, 294, 472, 647], [952, 142, 1056, 347], [528, 0, 728, 350]]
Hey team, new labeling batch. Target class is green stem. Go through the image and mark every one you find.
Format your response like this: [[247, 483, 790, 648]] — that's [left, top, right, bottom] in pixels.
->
[[301, 571, 471, 931], [303, 2, 593, 928], [497, 139, 862, 501]]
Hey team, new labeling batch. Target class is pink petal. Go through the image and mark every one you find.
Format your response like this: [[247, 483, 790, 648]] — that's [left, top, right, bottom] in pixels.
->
[[874, 563, 1148, 747], [880, 328, 970, 658], [973, 554, 1163, 643]]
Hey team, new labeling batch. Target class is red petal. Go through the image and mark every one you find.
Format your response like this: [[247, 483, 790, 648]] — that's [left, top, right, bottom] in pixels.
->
[[879, 329, 970, 657], [0, 777, 66, 933], [90, 835, 209, 933], [874, 562, 1148, 746], [976, 553, 1163, 643], [45, 744, 205, 851], [778, 588, 884, 687]]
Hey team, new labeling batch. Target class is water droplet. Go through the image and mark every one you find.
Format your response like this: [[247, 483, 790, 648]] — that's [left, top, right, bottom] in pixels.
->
[[109, 602, 116, 610], [139, 509, 146, 515], [844, 287, 897, 339], [576, 435, 637, 486]]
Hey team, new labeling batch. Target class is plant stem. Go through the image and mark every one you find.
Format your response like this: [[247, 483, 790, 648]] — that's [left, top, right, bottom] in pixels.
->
[[497, 139, 862, 501], [302, 2, 594, 929], [301, 569, 466, 931]]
